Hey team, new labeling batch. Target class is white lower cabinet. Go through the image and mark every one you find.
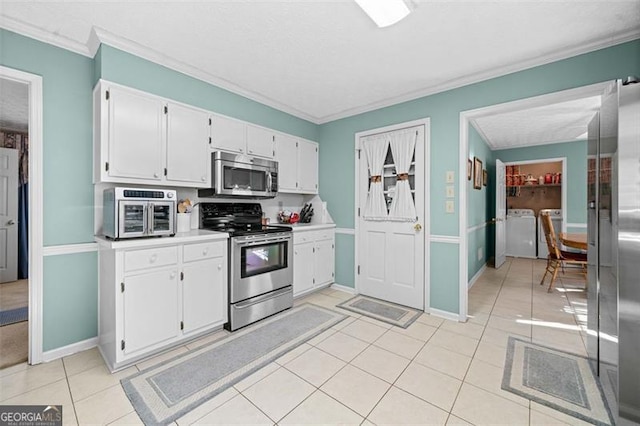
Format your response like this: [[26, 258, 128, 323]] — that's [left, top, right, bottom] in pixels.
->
[[293, 228, 335, 297], [98, 237, 228, 372]]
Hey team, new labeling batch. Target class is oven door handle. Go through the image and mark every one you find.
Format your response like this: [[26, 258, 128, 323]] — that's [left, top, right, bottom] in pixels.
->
[[234, 236, 291, 247], [234, 287, 292, 309]]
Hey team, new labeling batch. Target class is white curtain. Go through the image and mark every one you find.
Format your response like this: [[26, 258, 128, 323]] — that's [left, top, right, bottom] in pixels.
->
[[362, 134, 389, 220], [389, 129, 417, 221]]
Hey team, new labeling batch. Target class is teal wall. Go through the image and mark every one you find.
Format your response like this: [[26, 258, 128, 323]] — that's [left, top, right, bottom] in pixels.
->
[[319, 40, 640, 313], [467, 126, 494, 281], [43, 252, 98, 351], [495, 140, 588, 225], [95, 45, 319, 142]]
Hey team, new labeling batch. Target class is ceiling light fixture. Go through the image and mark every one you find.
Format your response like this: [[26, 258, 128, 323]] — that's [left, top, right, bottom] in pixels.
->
[[354, 0, 411, 28]]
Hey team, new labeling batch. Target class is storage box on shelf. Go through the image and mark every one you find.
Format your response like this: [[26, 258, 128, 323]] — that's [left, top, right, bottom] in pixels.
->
[[97, 234, 228, 372], [292, 226, 335, 297], [274, 134, 319, 194], [93, 80, 211, 187], [210, 114, 275, 159]]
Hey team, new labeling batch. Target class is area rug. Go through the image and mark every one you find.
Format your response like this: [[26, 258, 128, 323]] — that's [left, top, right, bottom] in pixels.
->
[[502, 337, 614, 426], [121, 304, 345, 425], [336, 295, 421, 328], [0, 306, 28, 326]]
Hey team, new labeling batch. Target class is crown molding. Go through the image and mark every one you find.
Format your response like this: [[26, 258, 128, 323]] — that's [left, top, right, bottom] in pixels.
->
[[0, 14, 92, 57], [2, 12, 638, 126], [315, 29, 640, 124], [89, 26, 320, 124]]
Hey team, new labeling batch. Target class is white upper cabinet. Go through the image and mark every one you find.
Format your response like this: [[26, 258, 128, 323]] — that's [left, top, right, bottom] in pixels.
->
[[94, 80, 211, 187], [210, 114, 246, 154], [166, 102, 210, 185], [298, 139, 319, 193], [275, 134, 319, 194], [211, 114, 275, 159], [105, 85, 165, 181], [274, 134, 298, 192], [246, 124, 275, 158]]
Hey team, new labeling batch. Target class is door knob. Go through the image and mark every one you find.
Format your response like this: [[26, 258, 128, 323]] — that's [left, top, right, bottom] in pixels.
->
[[414, 223, 422, 231], [7, 220, 16, 225]]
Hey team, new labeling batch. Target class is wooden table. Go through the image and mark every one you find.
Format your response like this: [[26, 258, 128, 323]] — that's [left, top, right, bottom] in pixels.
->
[[559, 232, 587, 251]]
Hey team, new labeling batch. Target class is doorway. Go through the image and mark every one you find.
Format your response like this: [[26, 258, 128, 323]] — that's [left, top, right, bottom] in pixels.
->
[[0, 66, 44, 366], [0, 78, 30, 368], [354, 118, 430, 310]]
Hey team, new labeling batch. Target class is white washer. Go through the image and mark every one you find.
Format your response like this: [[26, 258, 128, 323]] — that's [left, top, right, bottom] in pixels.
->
[[506, 209, 537, 258], [538, 209, 562, 258]]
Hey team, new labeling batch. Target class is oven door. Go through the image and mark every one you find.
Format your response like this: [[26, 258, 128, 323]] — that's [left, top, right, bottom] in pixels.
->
[[147, 202, 175, 237], [215, 159, 274, 198], [118, 201, 148, 238], [230, 233, 293, 303]]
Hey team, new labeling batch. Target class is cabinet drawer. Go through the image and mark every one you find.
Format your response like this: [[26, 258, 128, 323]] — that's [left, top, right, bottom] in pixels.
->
[[125, 246, 178, 272], [294, 231, 316, 245], [316, 230, 334, 241], [183, 241, 225, 263]]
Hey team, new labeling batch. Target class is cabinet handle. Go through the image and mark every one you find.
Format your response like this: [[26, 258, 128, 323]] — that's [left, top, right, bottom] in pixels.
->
[[203, 248, 209, 256], [239, 148, 244, 153], [170, 272, 176, 279], [249, 149, 253, 154], [154, 172, 159, 178], [201, 176, 206, 181], [218, 264, 222, 270], [150, 254, 158, 263]]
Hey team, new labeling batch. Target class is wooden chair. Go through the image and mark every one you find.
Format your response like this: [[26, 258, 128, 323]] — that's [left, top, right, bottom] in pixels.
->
[[539, 212, 587, 292]]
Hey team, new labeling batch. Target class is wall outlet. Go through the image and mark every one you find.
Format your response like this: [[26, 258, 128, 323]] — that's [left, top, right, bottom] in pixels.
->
[[445, 200, 455, 213], [477, 247, 483, 261], [446, 171, 455, 183], [446, 185, 455, 198]]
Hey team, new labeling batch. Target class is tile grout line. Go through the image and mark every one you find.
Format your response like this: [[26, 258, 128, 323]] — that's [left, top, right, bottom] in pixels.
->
[[61, 358, 81, 425]]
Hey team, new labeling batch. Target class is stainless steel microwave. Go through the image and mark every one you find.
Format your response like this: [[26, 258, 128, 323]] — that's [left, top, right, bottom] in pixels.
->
[[198, 151, 278, 199], [103, 187, 176, 239]]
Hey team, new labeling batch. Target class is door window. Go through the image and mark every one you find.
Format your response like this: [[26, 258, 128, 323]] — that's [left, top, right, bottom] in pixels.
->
[[223, 166, 267, 191], [241, 241, 287, 278], [123, 204, 145, 233]]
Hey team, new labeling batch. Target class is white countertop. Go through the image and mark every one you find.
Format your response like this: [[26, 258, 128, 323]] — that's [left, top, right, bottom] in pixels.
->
[[287, 223, 336, 232], [95, 229, 228, 250]]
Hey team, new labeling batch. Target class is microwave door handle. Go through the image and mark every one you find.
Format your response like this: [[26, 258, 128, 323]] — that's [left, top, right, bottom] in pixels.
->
[[147, 203, 154, 234], [267, 173, 273, 192]]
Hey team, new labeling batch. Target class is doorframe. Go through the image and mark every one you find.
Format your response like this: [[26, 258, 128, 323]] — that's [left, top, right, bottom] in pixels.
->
[[458, 81, 610, 321], [0, 66, 44, 364], [353, 117, 431, 311]]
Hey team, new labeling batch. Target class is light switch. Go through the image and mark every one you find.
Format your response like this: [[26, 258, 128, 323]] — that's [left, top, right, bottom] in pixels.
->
[[446, 185, 455, 198], [446, 171, 455, 183], [446, 200, 455, 213]]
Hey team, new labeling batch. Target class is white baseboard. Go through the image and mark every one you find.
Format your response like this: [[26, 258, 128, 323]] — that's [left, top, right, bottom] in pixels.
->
[[428, 307, 462, 322], [468, 264, 488, 289], [331, 283, 357, 294], [41, 337, 98, 363]]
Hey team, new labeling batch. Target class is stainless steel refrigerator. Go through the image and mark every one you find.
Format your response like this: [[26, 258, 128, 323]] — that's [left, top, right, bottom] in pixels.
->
[[587, 78, 640, 424]]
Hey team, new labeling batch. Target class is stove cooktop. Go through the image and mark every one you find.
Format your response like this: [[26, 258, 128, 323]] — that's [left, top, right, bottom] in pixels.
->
[[199, 202, 291, 237]]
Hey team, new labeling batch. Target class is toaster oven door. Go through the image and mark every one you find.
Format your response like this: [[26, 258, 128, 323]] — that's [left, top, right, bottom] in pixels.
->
[[148, 201, 175, 236], [118, 201, 148, 238]]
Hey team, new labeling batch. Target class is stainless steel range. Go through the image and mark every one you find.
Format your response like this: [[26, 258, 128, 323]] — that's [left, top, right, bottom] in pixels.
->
[[200, 203, 293, 331]]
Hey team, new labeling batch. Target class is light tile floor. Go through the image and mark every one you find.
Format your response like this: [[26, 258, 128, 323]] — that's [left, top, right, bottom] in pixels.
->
[[0, 257, 592, 425]]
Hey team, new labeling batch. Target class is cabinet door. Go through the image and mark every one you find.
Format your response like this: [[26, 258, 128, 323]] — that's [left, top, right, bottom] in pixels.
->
[[211, 114, 246, 154], [293, 242, 315, 296], [274, 134, 298, 192], [247, 125, 275, 158], [182, 258, 227, 334], [108, 86, 165, 181], [123, 268, 179, 355], [166, 103, 210, 186], [298, 140, 319, 193], [314, 238, 335, 286]]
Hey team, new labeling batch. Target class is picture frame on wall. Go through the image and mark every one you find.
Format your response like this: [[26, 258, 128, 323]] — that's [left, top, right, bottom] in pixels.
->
[[483, 169, 488, 186], [473, 157, 482, 189], [467, 159, 472, 180]]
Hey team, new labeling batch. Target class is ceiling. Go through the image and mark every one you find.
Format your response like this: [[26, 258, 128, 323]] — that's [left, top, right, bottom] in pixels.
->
[[0, 77, 29, 132], [472, 96, 602, 150], [0, 1, 638, 126]]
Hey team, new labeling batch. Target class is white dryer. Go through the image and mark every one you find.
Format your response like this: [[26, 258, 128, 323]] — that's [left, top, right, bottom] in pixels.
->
[[538, 209, 562, 258], [506, 209, 537, 258]]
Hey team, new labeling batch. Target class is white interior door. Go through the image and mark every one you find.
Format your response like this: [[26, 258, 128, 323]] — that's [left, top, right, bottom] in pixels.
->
[[494, 159, 506, 268], [0, 147, 19, 283], [357, 125, 425, 310]]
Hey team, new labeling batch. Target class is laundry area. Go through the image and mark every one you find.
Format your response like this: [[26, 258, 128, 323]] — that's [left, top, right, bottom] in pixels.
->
[[505, 160, 563, 259]]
